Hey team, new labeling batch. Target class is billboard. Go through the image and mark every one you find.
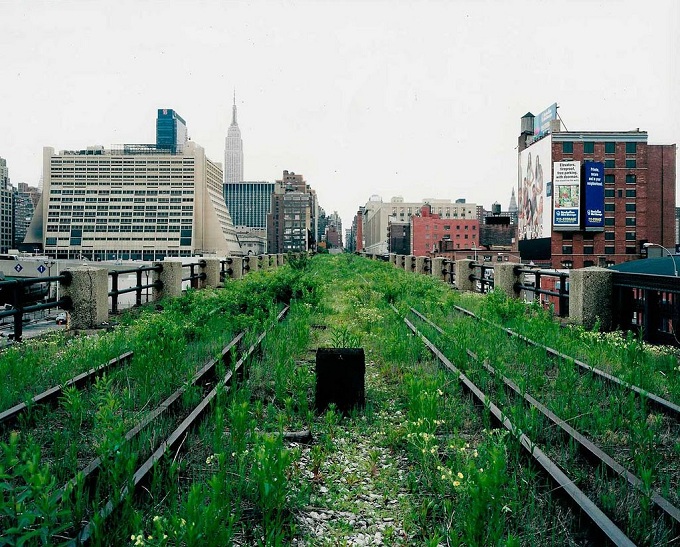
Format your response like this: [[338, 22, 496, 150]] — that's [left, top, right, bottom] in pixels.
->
[[518, 135, 552, 241], [583, 161, 605, 230], [553, 161, 581, 230], [534, 103, 557, 138]]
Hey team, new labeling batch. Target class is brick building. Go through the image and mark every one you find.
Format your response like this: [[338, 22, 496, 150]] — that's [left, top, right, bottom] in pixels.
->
[[411, 205, 479, 256], [550, 132, 675, 269]]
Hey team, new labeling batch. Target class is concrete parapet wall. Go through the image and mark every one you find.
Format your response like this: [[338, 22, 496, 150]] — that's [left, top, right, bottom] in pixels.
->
[[61, 266, 109, 329], [569, 267, 613, 330], [415, 256, 427, 275], [405, 255, 416, 272], [153, 259, 183, 301], [229, 257, 244, 279], [493, 263, 521, 298], [202, 258, 222, 288], [455, 260, 475, 291]]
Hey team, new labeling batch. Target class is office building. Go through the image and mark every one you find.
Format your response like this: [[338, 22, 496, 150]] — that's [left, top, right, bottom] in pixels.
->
[[224, 181, 275, 229], [267, 170, 317, 253], [224, 94, 244, 184], [0, 157, 14, 254], [14, 183, 41, 250], [361, 196, 477, 255], [156, 109, 188, 153], [24, 140, 242, 260]]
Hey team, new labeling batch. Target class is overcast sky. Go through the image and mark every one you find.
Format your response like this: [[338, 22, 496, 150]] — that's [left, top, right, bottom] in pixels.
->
[[1, 0, 678, 229]]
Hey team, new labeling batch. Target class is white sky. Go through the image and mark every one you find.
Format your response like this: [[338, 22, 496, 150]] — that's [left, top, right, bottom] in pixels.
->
[[1, 0, 678, 230]]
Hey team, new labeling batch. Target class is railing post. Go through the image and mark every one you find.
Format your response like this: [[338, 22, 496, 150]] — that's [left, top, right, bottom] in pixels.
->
[[568, 267, 613, 330], [11, 282, 23, 342], [415, 256, 427, 275], [228, 257, 243, 280], [153, 259, 182, 301], [61, 266, 109, 329], [455, 259, 475, 292], [201, 257, 221, 288], [432, 258, 447, 281], [259, 254, 269, 271], [493, 263, 521, 299], [110, 271, 119, 314], [135, 270, 143, 307], [249, 256, 260, 273]]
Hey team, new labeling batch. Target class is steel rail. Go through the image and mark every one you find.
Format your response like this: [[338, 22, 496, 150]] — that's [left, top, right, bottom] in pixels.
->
[[72, 305, 289, 544], [390, 304, 636, 547], [410, 307, 680, 529], [452, 304, 680, 421], [0, 351, 134, 428]]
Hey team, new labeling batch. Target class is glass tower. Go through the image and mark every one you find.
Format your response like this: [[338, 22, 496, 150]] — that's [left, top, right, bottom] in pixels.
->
[[156, 109, 188, 153]]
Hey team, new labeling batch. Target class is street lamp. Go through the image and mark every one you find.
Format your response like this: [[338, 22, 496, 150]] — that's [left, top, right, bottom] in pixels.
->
[[643, 242, 678, 277]]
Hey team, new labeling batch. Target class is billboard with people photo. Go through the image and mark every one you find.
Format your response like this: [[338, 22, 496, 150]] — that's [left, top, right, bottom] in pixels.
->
[[518, 136, 552, 241]]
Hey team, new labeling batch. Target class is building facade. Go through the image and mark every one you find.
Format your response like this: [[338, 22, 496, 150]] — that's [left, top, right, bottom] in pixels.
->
[[224, 181, 275, 229], [14, 183, 41, 250], [24, 141, 242, 260], [266, 170, 317, 254], [549, 132, 675, 269], [411, 205, 479, 256], [156, 109, 188, 153], [362, 196, 478, 255], [0, 157, 13, 254], [224, 96, 244, 184]]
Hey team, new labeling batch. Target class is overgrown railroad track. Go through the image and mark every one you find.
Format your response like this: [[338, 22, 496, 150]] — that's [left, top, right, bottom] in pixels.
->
[[0, 308, 288, 544], [401, 304, 680, 545]]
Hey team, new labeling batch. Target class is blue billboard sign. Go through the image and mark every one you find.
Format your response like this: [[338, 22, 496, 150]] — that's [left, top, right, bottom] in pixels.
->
[[583, 161, 604, 230], [534, 103, 557, 138]]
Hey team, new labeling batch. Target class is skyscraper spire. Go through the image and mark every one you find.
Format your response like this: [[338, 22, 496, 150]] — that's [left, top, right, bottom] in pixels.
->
[[225, 91, 243, 184], [232, 89, 237, 126]]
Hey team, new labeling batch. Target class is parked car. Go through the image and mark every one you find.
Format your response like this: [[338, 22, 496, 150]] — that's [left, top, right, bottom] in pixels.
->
[[56, 312, 67, 325]]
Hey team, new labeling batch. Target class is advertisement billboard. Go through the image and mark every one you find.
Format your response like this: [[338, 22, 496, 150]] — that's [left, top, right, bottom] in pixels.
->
[[534, 103, 557, 138], [553, 161, 581, 230], [583, 161, 604, 230], [518, 136, 552, 241]]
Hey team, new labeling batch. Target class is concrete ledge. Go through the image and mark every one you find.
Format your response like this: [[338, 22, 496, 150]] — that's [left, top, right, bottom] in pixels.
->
[[61, 266, 109, 329], [202, 257, 222, 288], [493, 263, 521, 298], [569, 267, 613, 330], [455, 259, 475, 291], [153, 259, 183, 301]]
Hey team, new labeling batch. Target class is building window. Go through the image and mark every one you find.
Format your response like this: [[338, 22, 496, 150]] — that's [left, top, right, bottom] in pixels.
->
[[617, 190, 623, 198], [604, 203, 615, 212], [605, 217, 615, 226], [605, 246, 616, 254], [626, 174, 636, 184], [562, 142, 573, 154], [625, 232, 636, 241], [605, 142, 616, 154], [626, 159, 636, 168], [626, 246, 637, 255], [626, 189, 636, 198], [605, 232, 615, 240], [562, 245, 573, 254], [625, 203, 636, 212], [584, 246, 594, 255], [625, 217, 636, 226], [583, 142, 594, 154], [584, 260, 595, 267], [605, 174, 615, 184], [605, 189, 615, 198], [605, 159, 616, 168], [626, 142, 637, 154]]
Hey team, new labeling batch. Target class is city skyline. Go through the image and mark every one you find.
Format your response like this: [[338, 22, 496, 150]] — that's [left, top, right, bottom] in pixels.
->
[[1, 0, 678, 230]]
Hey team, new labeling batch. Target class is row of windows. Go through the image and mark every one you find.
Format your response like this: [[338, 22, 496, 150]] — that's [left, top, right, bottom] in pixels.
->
[[603, 203, 637, 212], [604, 189, 636, 198], [605, 174, 637, 184], [562, 142, 637, 154], [562, 239, 637, 254], [424, 224, 476, 230]]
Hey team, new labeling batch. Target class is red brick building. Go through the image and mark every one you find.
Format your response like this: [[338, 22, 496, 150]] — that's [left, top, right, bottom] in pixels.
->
[[411, 205, 479, 256], [550, 132, 675, 269]]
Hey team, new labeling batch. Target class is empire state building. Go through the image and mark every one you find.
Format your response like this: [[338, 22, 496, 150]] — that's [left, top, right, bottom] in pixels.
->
[[224, 95, 244, 183]]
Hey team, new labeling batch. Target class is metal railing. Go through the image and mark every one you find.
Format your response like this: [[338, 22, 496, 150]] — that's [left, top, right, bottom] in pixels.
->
[[109, 264, 164, 314], [182, 260, 207, 289], [0, 273, 73, 342], [514, 267, 570, 317], [612, 272, 680, 346], [469, 262, 495, 293]]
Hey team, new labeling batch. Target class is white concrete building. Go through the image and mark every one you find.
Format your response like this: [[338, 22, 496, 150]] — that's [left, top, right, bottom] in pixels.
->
[[362, 196, 478, 255], [24, 142, 242, 260]]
